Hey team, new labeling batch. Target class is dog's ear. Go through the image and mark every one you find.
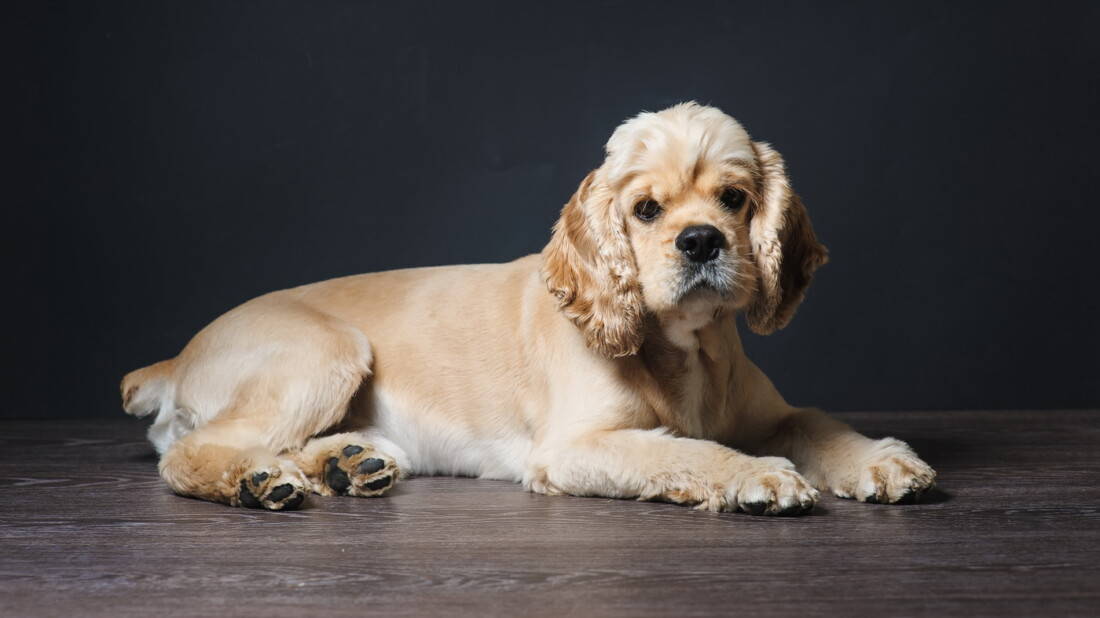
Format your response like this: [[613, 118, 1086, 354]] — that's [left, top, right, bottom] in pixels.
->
[[542, 169, 644, 357], [745, 141, 829, 334]]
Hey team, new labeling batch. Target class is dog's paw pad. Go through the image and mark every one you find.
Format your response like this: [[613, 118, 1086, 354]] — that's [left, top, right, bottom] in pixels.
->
[[323, 445, 398, 497], [363, 475, 392, 491], [266, 483, 295, 502], [356, 458, 385, 475], [324, 457, 351, 494], [237, 467, 306, 511], [238, 480, 262, 508], [281, 491, 305, 509]]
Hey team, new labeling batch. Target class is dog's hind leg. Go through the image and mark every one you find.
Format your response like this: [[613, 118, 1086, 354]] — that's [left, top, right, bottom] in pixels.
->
[[126, 295, 374, 510], [158, 411, 312, 510]]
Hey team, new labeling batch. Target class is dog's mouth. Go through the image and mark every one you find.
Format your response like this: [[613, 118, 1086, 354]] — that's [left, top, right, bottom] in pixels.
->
[[674, 260, 738, 303]]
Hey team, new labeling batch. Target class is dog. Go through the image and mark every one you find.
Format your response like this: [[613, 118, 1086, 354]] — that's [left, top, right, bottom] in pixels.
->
[[121, 102, 935, 515]]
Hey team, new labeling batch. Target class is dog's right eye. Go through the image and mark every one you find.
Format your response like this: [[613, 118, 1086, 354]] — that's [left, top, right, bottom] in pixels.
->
[[720, 187, 746, 212], [634, 199, 662, 222]]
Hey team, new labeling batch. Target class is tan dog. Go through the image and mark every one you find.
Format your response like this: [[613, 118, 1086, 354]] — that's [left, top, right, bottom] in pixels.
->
[[121, 102, 935, 514]]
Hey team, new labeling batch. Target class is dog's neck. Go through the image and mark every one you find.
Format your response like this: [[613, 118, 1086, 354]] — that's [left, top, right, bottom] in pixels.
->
[[637, 294, 734, 438], [656, 292, 725, 352]]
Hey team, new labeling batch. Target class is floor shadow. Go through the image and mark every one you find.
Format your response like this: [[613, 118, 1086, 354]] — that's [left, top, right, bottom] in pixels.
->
[[911, 487, 953, 505]]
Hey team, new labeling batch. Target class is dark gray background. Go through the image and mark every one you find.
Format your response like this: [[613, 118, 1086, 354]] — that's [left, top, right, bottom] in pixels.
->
[[16, 1, 1099, 419]]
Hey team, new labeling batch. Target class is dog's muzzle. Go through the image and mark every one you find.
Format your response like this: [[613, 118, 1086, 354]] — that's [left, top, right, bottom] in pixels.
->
[[677, 259, 736, 300]]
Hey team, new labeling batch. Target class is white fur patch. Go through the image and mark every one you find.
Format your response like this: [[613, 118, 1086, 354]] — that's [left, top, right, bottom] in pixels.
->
[[147, 404, 195, 456], [365, 390, 532, 481]]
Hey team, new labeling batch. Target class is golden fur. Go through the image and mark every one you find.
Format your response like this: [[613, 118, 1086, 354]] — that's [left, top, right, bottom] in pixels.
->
[[121, 103, 934, 514]]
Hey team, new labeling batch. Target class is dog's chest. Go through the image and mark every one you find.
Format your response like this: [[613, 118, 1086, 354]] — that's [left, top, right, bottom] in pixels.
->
[[674, 351, 709, 437], [650, 305, 729, 439]]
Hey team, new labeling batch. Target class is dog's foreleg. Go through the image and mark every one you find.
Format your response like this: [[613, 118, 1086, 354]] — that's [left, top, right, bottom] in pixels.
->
[[525, 428, 818, 515], [758, 408, 937, 503]]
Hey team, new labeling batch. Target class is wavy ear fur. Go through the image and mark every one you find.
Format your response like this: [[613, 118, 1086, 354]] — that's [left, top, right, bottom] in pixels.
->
[[746, 141, 829, 334], [541, 169, 644, 357]]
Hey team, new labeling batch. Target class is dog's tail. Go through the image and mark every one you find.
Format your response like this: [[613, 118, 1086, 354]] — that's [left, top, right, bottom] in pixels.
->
[[121, 359, 177, 417]]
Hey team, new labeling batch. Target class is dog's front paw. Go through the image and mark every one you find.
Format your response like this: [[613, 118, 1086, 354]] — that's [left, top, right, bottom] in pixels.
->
[[726, 457, 818, 516], [235, 462, 307, 511], [838, 438, 937, 504]]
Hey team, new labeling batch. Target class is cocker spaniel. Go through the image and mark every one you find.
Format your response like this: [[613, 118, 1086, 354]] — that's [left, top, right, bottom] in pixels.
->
[[121, 102, 935, 515]]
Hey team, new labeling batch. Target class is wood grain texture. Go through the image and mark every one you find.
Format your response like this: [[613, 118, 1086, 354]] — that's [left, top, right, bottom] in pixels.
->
[[1, 411, 1098, 617]]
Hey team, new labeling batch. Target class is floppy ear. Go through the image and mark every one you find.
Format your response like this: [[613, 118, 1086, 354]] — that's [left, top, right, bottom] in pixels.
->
[[541, 169, 644, 357], [746, 141, 829, 334]]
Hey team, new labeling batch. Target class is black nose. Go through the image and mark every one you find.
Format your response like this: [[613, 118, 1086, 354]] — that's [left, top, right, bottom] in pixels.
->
[[675, 225, 726, 263]]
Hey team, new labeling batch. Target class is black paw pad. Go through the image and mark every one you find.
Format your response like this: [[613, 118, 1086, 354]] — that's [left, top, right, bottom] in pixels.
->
[[238, 480, 262, 509], [267, 484, 295, 502], [364, 475, 392, 491], [251, 471, 269, 485], [325, 457, 351, 494], [282, 491, 305, 510], [342, 445, 364, 457], [356, 458, 386, 475]]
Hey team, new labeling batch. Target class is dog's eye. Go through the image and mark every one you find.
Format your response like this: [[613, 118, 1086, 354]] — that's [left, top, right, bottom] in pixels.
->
[[720, 188, 746, 212], [634, 199, 662, 222]]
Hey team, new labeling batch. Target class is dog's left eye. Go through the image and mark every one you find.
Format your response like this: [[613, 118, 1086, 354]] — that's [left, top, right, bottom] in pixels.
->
[[634, 199, 662, 222], [720, 188, 746, 212]]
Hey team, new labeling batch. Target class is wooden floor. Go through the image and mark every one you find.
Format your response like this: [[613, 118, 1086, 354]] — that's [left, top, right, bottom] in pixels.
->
[[1, 411, 1098, 617]]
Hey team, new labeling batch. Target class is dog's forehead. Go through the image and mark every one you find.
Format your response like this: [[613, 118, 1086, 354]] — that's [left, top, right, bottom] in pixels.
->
[[604, 102, 755, 190]]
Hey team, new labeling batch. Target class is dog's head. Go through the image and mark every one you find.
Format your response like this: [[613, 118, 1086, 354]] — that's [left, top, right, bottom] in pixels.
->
[[542, 102, 828, 357]]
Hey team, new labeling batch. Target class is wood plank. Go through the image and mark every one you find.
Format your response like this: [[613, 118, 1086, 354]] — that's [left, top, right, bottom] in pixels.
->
[[1, 411, 1098, 617]]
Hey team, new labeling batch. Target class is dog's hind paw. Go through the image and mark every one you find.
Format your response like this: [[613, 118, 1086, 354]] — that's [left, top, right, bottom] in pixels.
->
[[322, 444, 399, 497], [236, 463, 307, 511]]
